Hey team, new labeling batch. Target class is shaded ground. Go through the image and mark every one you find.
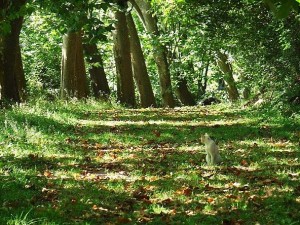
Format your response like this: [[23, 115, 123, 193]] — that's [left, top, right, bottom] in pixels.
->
[[0, 102, 299, 224]]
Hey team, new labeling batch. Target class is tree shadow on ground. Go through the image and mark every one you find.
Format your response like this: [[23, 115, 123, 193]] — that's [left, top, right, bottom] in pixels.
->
[[0, 107, 299, 224]]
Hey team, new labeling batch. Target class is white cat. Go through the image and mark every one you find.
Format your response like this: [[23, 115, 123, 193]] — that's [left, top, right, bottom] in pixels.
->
[[201, 133, 222, 165]]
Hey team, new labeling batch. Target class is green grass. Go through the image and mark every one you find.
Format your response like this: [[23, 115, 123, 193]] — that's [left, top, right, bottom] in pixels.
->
[[0, 100, 299, 224]]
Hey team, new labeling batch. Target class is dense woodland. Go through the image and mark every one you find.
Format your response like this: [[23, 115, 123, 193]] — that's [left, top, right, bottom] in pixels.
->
[[1, 0, 300, 224], [0, 0, 299, 109]]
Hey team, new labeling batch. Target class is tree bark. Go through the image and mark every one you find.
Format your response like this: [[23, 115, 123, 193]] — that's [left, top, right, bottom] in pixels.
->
[[217, 51, 239, 101], [83, 43, 110, 99], [198, 60, 209, 98], [132, 0, 175, 107], [127, 12, 156, 108], [0, 16, 25, 102], [113, 1, 135, 107], [15, 41, 26, 101], [61, 31, 88, 99], [175, 77, 196, 106]]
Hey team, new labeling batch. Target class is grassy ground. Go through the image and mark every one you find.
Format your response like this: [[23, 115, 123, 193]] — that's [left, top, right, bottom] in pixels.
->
[[0, 100, 299, 225]]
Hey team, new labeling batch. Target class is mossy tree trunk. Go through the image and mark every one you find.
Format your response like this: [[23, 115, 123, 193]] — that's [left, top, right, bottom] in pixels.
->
[[61, 31, 88, 99]]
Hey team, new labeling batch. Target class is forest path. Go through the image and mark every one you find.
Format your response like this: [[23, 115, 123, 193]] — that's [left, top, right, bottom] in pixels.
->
[[1, 104, 299, 224]]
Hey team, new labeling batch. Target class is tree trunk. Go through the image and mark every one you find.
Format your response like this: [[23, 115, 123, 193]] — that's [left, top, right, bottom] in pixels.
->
[[198, 59, 209, 98], [217, 51, 239, 101], [240, 73, 251, 100], [113, 1, 135, 107], [0, 16, 25, 102], [132, 0, 175, 108], [127, 12, 156, 108], [15, 41, 26, 101], [83, 43, 110, 99], [61, 31, 88, 99], [175, 77, 196, 106]]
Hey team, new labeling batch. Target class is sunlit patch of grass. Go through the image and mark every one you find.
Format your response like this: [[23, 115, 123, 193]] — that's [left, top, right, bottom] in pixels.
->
[[0, 100, 299, 224]]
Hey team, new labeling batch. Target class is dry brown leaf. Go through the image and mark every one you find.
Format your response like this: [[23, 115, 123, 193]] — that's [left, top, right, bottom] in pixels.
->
[[182, 187, 193, 196], [207, 197, 214, 203], [43, 170, 52, 178], [152, 130, 161, 137], [226, 194, 238, 200], [116, 217, 131, 224], [240, 159, 249, 167]]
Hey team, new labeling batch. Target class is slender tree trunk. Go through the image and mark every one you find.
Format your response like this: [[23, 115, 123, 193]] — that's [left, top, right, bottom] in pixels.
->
[[83, 43, 110, 99], [61, 31, 88, 99], [127, 12, 156, 108], [217, 51, 239, 101], [132, 0, 175, 107], [113, 0, 135, 107], [15, 41, 26, 101], [240, 73, 251, 100], [175, 76, 196, 106], [198, 59, 209, 98]]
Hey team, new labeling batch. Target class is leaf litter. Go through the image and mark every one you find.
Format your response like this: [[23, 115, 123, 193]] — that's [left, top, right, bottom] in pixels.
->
[[1, 106, 299, 224]]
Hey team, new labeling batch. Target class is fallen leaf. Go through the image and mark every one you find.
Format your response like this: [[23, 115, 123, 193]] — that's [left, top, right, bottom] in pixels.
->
[[153, 130, 161, 137], [240, 159, 249, 167], [132, 187, 150, 201], [207, 197, 214, 203], [177, 187, 192, 196], [43, 170, 52, 178], [226, 194, 238, 200], [116, 217, 131, 224]]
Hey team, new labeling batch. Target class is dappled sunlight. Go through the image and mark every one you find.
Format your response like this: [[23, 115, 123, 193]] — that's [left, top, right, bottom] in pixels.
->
[[1, 104, 299, 224], [2, 0, 299, 222], [78, 117, 256, 128]]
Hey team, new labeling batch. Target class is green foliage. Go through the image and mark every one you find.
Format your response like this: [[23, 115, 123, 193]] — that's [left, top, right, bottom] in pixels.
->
[[20, 1, 116, 100], [17, 0, 300, 108], [21, 11, 61, 97], [162, 0, 300, 106], [0, 0, 32, 35], [264, 0, 300, 18], [36, 0, 113, 33]]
